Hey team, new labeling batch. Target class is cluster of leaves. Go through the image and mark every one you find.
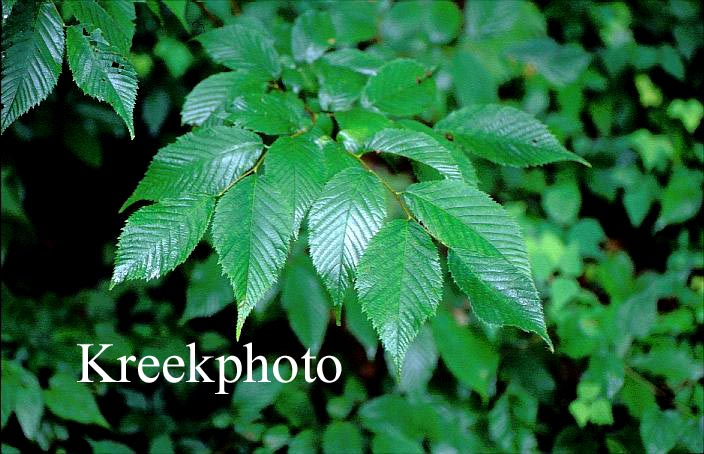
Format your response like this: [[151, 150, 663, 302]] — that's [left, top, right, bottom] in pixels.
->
[[2, 1, 702, 453], [1, 0, 190, 138], [112, 0, 589, 372]]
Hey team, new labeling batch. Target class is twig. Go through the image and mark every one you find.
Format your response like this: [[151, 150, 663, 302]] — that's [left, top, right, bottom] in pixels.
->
[[196, 1, 223, 27], [353, 154, 414, 220]]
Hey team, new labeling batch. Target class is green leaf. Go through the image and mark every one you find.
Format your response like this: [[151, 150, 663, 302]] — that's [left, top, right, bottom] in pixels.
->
[[356, 220, 442, 369], [542, 179, 582, 225], [620, 374, 657, 419], [322, 139, 361, 178], [226, 91, 312, 135], [180, 255, 233, 324], [344, 291, 378, 359], [361, 59, 436, 117], [67, 0, 133, 56], [323, 422, 363, 454], [162, 0, 190, 32], [359, 395, 432, 444], [66, 25, 138, 138], [328, 2, 379, 46], [451, 50, 498, 106], [404, 180, 551, 347], [112, 196, 214, 287], [384, 326, 438, 393], [281, 254, 330, 355], [508, 38, 591, 87], [1, 1, 64, 133], [122, 126, 263, 210], [292, 10, 336, 64], [667, 98, 703, 133], [1, 361, 43, 440], [431, 309, 499, 400], [44, 374, 109, 428], [380, 1, 461, 48], [396, 119, 478, 186], [265, 136, 326, 232], [196, 24, 281, 78], [322, 49, 384, 76], [232, 365, 285, 422], [181, 72, 268, 126], [314, 62, 367, 112], [424, 1, 462, 44], [464, 0, 545, 41], [448, 249, 550, 348], [366, 128, 462, 180], [308, 167, 387, 306], [624, 174, 659, 227], [153, 35, 193, 78], [436, 105, 589, 167], [88, 440, 135, 454], [212, 175, 293, 337], [335, 108, 394, 152], [289, 430, 318, 454], [640, 409, 686, 454], [404, 180, 531, 275], [656, 166, 703, 230]]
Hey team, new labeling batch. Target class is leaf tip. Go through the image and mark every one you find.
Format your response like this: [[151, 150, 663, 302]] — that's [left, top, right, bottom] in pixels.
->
[[542, 332, 555, 353], [235, 315, 246, 341], [333, 306, 342, 326]]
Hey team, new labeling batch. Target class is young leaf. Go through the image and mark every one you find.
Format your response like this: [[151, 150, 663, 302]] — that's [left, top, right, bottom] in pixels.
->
[[265, 136, 326, 233], [361, 59, 435, 117], [281, 254, 330, 355], [291, 10, 336, 64], [435, 105, 589, 167], [181, 72, 268, 126], [196, 24, 281, 78], [66, 25, 138, 138], [308, 167, 387, 306], [66, 0, 133, 56], [366, 128, 462, 180], [227, 91, 312, 135], [1, 1, 64, 133], [356, 220, 442, 370], [212, 175, 293, 337], [112, 195, 214, 287], [122, 126, 263, 210], [404, 180, 551, 347]]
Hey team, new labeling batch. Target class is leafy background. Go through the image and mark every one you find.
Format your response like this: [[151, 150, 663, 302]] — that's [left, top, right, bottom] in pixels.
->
[[2, 1, 703, 453]]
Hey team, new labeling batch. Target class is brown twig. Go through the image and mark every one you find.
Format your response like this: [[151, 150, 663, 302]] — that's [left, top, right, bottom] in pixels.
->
[[195, 1, 223, 27]]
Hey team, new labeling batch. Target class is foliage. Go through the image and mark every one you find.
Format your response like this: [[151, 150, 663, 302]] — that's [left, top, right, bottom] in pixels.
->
[[2, 1, 703, 453], [1, 0, 139, 137], [112, 0, 582, 368]]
